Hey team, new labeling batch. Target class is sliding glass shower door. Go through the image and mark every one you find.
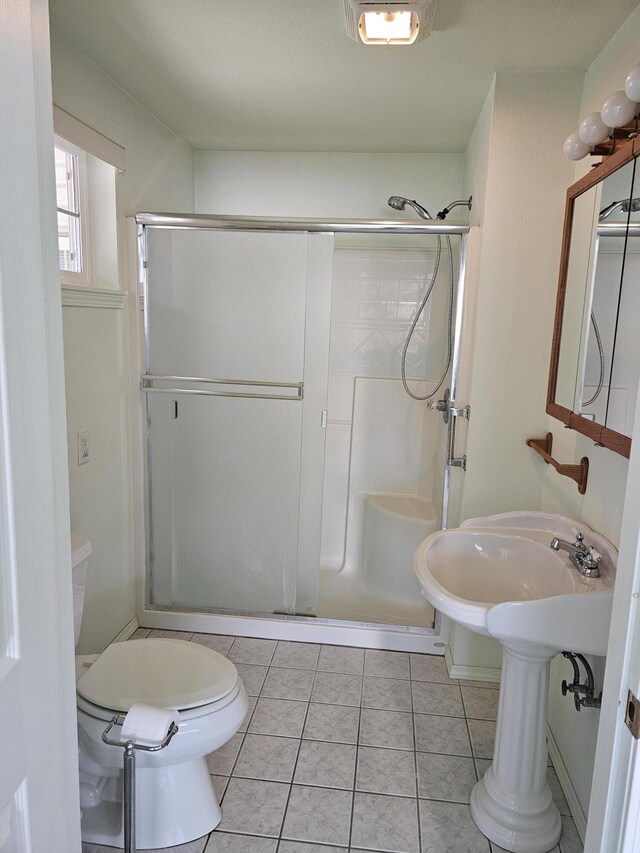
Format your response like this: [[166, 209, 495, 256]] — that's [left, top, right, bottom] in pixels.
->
[[142, 226, 332, 616]]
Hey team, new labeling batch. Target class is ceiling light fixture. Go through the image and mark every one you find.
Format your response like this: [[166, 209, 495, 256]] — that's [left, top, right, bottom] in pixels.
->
[[344, 1, 436, 45]]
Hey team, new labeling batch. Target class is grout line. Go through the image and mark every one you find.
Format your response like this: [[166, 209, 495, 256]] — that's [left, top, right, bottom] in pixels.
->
[[410, 665, 424, 852], [463, 704, 480, 782], [275, 666, 316, 846], [212, 770, 480, 803], [347, 672, 364, 850]]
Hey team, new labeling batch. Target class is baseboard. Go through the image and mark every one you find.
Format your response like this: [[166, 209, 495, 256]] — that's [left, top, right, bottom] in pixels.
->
[[445, 645, 502, 684], [547, 724, 587, 843], [110, 616, 139, 644]]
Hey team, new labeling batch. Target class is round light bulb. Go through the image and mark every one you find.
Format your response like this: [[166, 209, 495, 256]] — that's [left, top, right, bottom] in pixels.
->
[[601, 90, 637, 128], [563, 132, 590, 161], [625, 64, 640, 104], [579, 112, 611, 145]]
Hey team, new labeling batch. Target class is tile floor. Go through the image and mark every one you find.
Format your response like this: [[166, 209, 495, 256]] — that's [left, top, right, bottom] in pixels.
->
[[82, 630, 584, 853]]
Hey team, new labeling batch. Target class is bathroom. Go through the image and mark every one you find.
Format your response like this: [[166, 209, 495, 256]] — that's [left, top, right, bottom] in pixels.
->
[[2, 1, 640, 851]]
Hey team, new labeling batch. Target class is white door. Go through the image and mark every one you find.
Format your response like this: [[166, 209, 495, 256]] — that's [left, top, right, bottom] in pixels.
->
[[583, 388, 640, 850], [0, 0, 81, 849]]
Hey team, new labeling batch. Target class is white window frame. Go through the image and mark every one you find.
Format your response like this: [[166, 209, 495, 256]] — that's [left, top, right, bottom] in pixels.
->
[[54, 135, 92, 286]]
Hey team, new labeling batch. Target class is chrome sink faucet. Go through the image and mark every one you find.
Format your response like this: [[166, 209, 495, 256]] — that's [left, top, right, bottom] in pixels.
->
[[550, 532, 602, 578]]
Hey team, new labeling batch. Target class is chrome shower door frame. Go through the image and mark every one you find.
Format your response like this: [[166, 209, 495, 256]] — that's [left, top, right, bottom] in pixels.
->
[[135, 214, 470, 654]]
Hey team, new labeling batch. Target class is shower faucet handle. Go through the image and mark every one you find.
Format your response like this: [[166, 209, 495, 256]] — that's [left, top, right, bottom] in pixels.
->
[[427, 399, 448, 412]]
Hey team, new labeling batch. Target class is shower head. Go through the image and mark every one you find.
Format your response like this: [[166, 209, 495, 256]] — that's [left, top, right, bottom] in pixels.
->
[[387, 196, 432, 220]]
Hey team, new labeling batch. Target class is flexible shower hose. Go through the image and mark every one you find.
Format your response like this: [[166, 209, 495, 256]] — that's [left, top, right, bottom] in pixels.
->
[[582, 311, 605, 408], [400, 235, 454, 401]]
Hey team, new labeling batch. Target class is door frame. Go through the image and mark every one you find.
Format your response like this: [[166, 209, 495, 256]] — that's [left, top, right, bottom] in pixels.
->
[[0, 0, 81, 848]]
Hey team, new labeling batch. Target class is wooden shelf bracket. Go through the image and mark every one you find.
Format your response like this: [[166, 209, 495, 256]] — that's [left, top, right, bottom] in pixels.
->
[[526, 432, 589, 495]]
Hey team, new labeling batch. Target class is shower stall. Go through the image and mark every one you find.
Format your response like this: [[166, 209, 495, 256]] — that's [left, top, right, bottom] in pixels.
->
[[137, 213, 469, 652]]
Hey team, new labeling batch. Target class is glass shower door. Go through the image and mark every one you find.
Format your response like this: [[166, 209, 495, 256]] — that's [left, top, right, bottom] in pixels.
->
[[143, 227, 330, 616]]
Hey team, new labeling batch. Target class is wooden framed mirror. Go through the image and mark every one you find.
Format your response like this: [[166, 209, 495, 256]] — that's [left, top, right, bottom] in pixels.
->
[[547, 136, 640, 458]]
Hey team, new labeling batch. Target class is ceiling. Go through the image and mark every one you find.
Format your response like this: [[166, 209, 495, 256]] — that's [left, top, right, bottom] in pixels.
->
[[48, 0, 639, 153]]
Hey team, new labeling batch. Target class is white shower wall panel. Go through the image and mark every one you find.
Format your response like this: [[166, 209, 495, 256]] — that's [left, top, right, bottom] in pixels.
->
[[320, 244, 449, 569], [320, 424, 351, 569], [342, 378, 430, 572], [328, 248, 439, 422]]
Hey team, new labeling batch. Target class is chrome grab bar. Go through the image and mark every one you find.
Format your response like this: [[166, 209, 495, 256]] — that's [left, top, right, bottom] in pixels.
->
[[142, 374, 303, 401]]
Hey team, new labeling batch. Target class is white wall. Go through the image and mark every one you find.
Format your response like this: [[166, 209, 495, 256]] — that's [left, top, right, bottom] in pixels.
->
[[50, 31, 195, 653], [461, 71, 582, 520], [540, 5, 640, 824], [449, 71, 583, 673], [195, 151, 463, 220]]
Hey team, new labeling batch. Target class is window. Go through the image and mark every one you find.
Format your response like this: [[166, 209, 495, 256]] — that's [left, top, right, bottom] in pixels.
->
[[54, 135, 118, 289], [54, 139, 90, 283]]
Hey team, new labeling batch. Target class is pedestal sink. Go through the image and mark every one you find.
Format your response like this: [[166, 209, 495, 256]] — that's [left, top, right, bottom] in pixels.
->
[[414, 511, 617, 853]]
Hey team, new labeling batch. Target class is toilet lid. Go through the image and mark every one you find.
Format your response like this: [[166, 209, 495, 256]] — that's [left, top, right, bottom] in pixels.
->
[[76, 638, 239, 712]]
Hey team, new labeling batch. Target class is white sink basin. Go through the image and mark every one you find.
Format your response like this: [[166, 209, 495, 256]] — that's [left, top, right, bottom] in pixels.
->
[[415, 511, 616, 655], [414, 511, 618, 853]]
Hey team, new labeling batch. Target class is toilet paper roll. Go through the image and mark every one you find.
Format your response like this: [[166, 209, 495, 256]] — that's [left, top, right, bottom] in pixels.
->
[[120, 703, 180, 747]]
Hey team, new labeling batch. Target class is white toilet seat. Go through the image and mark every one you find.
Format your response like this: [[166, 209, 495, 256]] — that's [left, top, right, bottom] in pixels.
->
[[77, 637, 238, 712], [77, 678, 243, 722]]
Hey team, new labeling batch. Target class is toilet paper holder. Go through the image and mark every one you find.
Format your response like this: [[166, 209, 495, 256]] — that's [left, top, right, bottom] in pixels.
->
[[102, 714, 179, 853]]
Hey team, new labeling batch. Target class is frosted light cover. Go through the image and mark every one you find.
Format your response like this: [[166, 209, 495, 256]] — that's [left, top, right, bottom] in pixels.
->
[[601, 91, 637, 128], [359, 10, 419, 44], [625, 64, 640, 104], [363, 11, 412, 39], [563, 132, 590, 161], [579, 112, 611, 145]]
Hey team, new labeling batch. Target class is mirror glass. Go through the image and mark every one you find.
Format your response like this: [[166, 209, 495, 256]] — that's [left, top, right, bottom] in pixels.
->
[[549, 143, 637, 454], [605, 159, 640, 437], [577, 159, 636, 431], [554, 185, 599, 411]]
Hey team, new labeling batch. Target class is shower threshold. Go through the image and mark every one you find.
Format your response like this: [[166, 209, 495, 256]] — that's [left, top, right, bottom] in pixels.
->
[[139, 603, 449, 654]]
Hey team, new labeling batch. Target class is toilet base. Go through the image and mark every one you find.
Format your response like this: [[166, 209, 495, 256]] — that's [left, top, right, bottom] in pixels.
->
[[81, 756, 221, 849]]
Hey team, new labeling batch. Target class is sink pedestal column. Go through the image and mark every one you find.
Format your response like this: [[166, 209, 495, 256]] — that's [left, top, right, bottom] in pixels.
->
[[470, 643, 561, 853]]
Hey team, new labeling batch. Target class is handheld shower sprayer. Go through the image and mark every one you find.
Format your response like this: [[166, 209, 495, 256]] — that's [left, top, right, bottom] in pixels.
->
[[387, 196, 472, 221], [387, 196, 432, 220], [599, 197, 640, 221]]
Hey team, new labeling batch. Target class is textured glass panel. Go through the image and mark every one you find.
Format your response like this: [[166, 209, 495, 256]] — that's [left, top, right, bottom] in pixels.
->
[[148, 393, 301, 613], [145, 228, 309, 615], [0, 399, 15, 663], [146, 229, 307, 382], [0, 783, 29, 853]]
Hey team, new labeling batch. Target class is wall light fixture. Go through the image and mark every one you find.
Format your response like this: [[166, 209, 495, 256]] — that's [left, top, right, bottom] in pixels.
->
[[564, 63, 640, 160]]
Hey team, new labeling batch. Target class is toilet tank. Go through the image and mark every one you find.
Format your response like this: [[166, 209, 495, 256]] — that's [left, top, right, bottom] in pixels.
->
[[71, 534, 92, 647]]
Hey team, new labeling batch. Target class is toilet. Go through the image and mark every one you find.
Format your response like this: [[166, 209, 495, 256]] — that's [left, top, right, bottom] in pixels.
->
[[71, 535, 248, 849]]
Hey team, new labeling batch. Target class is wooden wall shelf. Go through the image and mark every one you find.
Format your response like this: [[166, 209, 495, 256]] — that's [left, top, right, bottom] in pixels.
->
[[526, 432, 589, 494]]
